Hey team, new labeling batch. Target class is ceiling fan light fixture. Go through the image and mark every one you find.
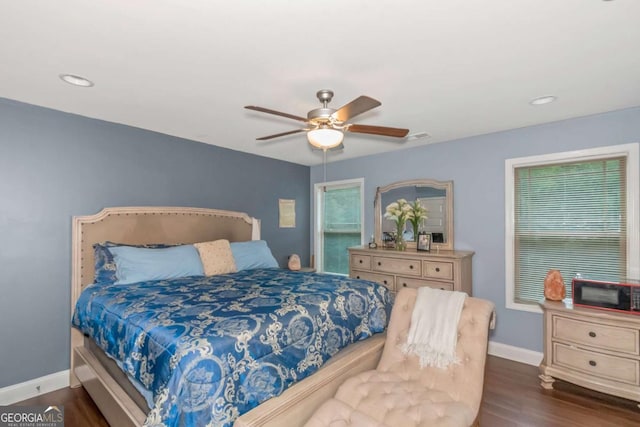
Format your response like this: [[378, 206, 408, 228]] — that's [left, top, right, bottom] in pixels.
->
[[307, 128, 344, 150]]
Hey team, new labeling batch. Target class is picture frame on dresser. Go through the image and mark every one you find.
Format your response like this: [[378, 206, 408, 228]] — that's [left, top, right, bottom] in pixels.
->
[[417, 232, 431, 251], [431, 232, 444, 244]]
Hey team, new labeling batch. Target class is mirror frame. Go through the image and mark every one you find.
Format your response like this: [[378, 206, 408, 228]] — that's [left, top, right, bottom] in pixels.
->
[[374, 179, 454, 251]]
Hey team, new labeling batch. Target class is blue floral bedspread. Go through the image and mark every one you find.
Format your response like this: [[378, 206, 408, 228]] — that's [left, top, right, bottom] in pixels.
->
[[72, 268, 392, 427]]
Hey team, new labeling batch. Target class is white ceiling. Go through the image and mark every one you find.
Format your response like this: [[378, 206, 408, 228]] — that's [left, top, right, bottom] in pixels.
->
[[1, 1, 639, 166]]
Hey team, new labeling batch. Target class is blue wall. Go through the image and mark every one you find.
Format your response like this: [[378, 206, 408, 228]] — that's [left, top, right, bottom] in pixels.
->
[[311, 107, 640, 352], [0, 98, 310, 388]]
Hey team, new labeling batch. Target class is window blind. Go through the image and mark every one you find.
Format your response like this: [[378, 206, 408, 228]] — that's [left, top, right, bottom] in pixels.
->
[[323, 186, 362, 274], [514, 157, 627, 304]]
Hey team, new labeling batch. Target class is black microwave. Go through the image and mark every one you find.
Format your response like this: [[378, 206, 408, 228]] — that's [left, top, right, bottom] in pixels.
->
[[572, 278, 640, 315]]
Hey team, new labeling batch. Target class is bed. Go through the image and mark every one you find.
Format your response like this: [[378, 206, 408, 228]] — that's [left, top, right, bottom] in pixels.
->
[[70, 206, 392, 427]]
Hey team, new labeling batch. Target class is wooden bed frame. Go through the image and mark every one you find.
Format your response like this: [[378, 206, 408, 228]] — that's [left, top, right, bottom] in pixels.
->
[[70, 206, 385, 427]]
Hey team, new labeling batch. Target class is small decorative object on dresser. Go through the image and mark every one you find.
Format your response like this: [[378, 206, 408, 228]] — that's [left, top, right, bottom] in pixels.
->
[[539, 299, 640, 405], [543, 269, 565, 301], [382, 232, 396, 249], [348, 246, 474, 295], [288, 254, 301, 271], [416, 231, 431, 252]]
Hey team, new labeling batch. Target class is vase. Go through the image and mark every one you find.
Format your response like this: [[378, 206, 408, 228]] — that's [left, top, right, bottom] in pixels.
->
[[395, 221, 407, 251]]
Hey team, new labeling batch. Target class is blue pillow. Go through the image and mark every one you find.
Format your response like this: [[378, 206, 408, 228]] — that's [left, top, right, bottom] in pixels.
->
[[93, 242, 175, 284], [230, 240, 279, 270], [108, 244, 204, 285]]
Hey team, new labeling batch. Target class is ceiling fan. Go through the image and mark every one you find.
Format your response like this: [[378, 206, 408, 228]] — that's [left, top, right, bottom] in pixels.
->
[[244, 90, 409, 151]]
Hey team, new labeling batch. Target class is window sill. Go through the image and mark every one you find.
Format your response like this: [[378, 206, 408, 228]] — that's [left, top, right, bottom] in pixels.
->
[[506, 300, 543, 314]]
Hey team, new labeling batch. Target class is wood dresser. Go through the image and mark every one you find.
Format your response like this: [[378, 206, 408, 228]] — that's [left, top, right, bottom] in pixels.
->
[[348, 246, 474, 295], [539, 299, 640, 405]]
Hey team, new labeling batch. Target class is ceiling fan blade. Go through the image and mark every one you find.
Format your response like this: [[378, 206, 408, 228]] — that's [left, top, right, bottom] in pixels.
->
[[331, 96, 381, 122], [347, 124, 409, 138], [256, 129, 306, 141], [245, 105, 308, 123]]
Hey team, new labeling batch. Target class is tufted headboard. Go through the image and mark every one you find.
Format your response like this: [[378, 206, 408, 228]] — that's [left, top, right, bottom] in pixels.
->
[[70, 206, 260, 379]]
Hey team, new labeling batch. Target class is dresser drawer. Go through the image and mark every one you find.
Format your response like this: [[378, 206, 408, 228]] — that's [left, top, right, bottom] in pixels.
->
[[350, 254, 371, 270], [351, 270, 395, 291], [396, 276, 453, 291], [553, 315, 640, 355], [422, 261, 454, 280], [373, 256, 421, 276], [553, 342, 639, 385]]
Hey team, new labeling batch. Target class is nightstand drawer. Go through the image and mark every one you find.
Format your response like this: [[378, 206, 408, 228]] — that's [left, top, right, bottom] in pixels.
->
[[373, 256, 421, 276], [553, 315, 640, 355], [396, 276, 453, 291], [350, 254, 371, 270], [423, 261, 453, 280], [352, 270, 395, 291], [553, 342, 639, 385]]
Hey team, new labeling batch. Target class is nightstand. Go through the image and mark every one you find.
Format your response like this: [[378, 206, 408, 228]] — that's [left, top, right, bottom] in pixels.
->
[[539, 299, 640, 405]]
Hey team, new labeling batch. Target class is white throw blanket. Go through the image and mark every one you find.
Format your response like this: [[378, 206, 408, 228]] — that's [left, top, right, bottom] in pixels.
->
[[402, 287, 467, 369]]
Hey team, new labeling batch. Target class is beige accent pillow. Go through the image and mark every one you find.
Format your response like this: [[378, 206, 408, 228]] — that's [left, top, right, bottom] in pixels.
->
[[193, 239, 237, 276]]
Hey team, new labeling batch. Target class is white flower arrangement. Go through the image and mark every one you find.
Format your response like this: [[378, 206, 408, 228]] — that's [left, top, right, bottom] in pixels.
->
[[384, 199, 413, 248], [408, 200, 428, 237], [383, 198, 413, 224], [384, 199, 429, 249]]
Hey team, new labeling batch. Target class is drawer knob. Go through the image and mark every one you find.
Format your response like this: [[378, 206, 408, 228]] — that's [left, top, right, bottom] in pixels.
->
[[383, 280, 388, 285], [589, 360, 597, 367], [588, 331, 596, 338], [409, 265, 414, 269], [435, 267, 440, 272], [403, 283, 407, 287], [378, 261, 382, 266], [356, 276, 360, 279], [359, 260, 363, 264]]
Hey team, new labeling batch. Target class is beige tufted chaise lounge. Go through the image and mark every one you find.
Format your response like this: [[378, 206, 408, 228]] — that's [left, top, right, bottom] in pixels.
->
[[304, 288, 496, 427]]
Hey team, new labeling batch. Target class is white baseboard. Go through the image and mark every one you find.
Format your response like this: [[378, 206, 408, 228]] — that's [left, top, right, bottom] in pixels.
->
[[488, 340, 543, 366], [0, 370, 70, 405]]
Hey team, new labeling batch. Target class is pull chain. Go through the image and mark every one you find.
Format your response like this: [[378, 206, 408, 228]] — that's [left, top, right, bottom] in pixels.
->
[[323, 149, 327, 182]]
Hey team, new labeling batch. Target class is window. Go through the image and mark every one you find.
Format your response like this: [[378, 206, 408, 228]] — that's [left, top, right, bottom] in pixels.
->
[[505, 144, 639, 313], [314, 178, 364, 274]]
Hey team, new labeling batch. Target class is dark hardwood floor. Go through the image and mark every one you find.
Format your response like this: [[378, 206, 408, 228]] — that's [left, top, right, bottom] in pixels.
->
[[15, 355, 640, 426]]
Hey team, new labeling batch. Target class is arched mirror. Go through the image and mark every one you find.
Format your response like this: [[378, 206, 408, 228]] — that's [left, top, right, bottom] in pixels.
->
[[374, 179, 454, 251]]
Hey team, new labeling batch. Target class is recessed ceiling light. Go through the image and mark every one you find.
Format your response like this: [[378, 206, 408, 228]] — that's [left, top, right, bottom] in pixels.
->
[[59, 74, 94, 87], [529, 95, 557, 106], [406, 132, 430, 141]]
